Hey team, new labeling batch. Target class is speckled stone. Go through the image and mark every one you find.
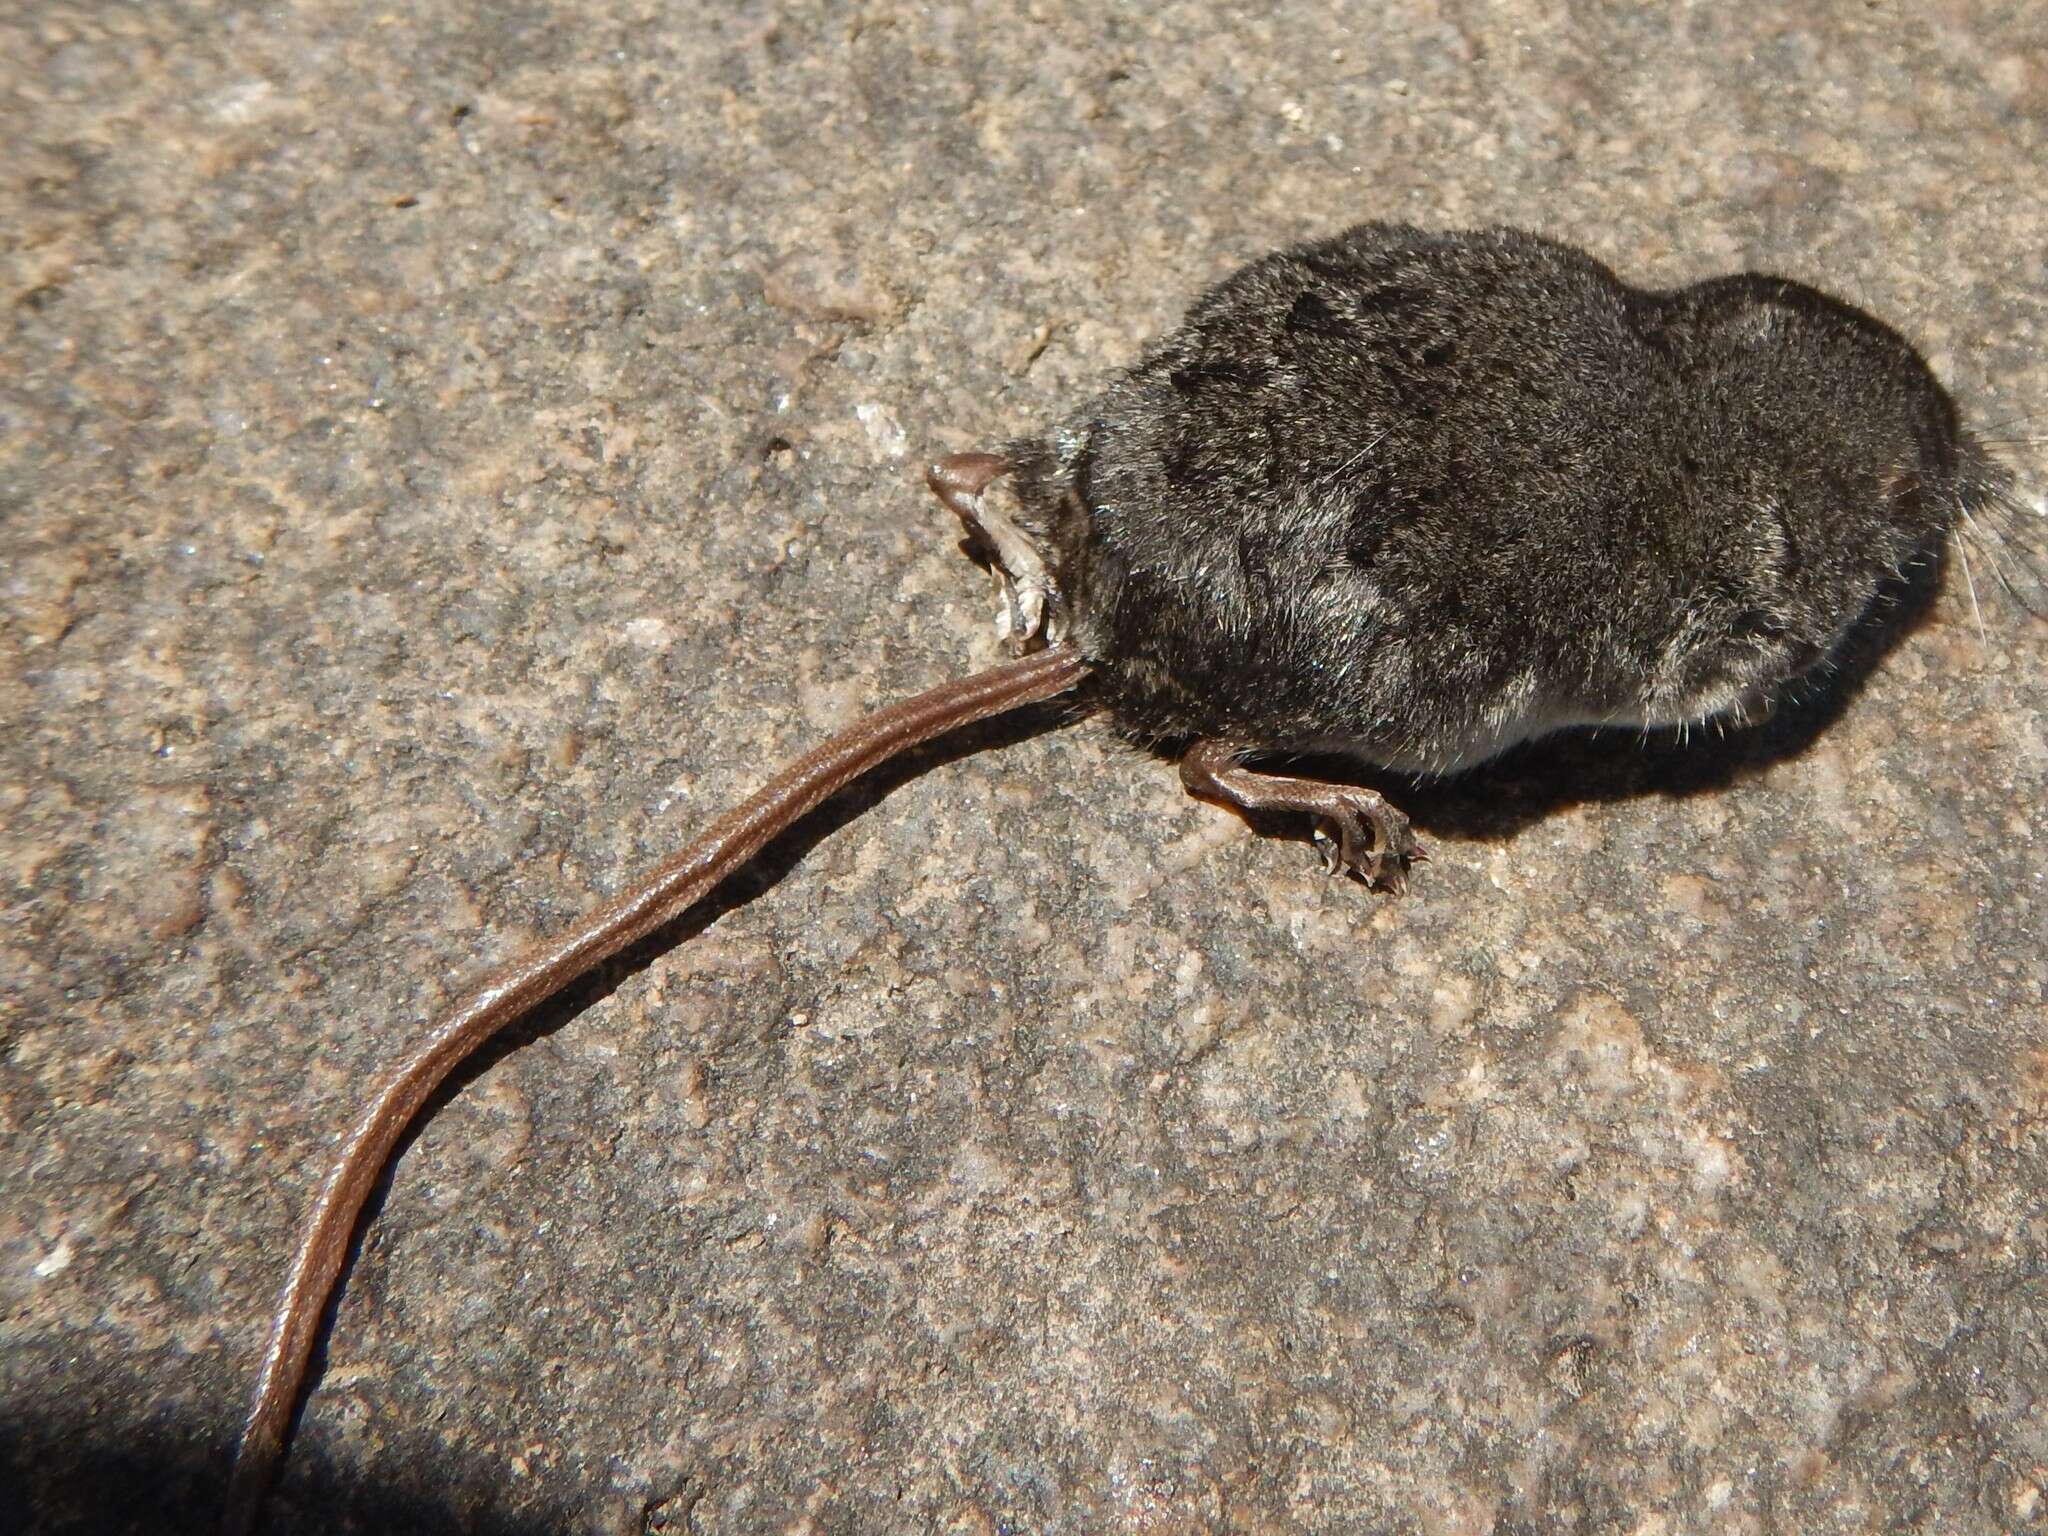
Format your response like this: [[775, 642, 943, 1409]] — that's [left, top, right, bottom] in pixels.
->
[[4, 3, 2045, 1533]]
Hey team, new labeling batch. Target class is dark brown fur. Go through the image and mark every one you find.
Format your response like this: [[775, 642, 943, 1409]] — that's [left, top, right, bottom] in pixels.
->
[[1002, 224, 1965, 771]]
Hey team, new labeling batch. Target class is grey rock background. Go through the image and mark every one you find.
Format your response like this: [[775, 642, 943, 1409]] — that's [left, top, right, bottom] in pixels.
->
[[4, 2, 2045, 1532]]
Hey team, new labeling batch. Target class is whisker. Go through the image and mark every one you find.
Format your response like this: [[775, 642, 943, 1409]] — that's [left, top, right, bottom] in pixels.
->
[[1940, 442, 2048, 619], [1959, 485, 2048, 616], [1951, 512, 1990, 646], [1958, 506, 2028, 606]]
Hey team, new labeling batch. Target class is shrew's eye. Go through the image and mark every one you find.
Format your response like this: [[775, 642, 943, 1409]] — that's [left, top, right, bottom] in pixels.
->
[[1730, 607, 1789, 642]]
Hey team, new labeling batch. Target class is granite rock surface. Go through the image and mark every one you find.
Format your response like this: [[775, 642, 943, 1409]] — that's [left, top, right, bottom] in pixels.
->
[[4, 2, 2045, 1533]]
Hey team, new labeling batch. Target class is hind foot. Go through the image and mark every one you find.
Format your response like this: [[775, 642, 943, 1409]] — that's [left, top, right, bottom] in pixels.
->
[[1179, 739, 1423, 891]]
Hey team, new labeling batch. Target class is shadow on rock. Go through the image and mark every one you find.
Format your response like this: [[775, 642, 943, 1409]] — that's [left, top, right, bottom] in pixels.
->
[[3, 1393, 579, 1536]]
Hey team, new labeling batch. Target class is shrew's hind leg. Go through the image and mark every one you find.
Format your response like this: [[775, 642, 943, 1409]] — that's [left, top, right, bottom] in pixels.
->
[[927, 452, 1058, 653], [1180, 740, 1423, 891]]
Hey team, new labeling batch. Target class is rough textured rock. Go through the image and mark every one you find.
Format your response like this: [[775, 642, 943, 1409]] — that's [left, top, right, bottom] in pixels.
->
[[4, 3, 2044, 1533]]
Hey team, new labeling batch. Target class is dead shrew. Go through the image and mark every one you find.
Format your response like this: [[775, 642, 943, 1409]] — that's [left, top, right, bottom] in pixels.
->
[[224, 222, 2035, 1532]]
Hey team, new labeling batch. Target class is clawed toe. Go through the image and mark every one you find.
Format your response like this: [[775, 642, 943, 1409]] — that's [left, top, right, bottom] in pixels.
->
[[1318, 796, 1417, 891]]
